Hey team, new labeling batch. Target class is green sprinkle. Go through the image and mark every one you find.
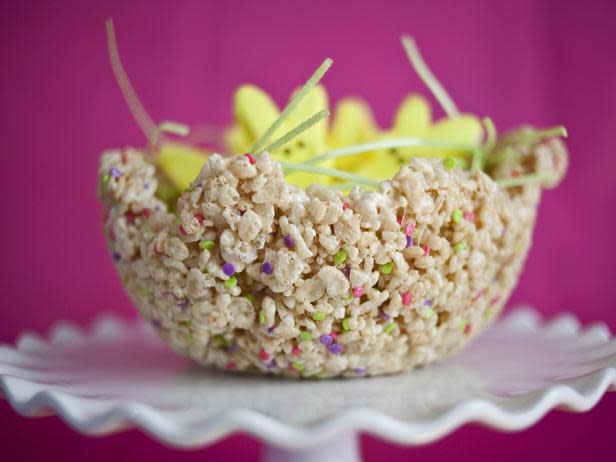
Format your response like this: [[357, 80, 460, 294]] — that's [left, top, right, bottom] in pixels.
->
[[483, 307, 493, 319], [175, 215, 180, 225], [452, 209, 463, 224], [444, 157, 457, 170], [454, 241, 466, 253], [101, 172, 110, 184], [423, 308, 435, 319], [140, 287, 150, 296], [333, 249, 348, 265], [342, 318, 351, 331], [312, 311, 325, 321], [224, 276, 237, 289], [199, 240, 215, 251], [292, 362, 304, 372], [380, 262, 394, 275], [344, 294, 353, 301], [299, 331, 312, 342], [213, 335, 227, 347], [258, 311, 266, 325], [458, 320, 468, 332], [245, 293, 255, 303], [413, 229, 420, 239], [384, 322, 396, 334]]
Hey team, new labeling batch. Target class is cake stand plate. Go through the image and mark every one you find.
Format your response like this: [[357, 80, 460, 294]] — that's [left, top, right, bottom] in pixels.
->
[[1, 307, 614, 462]]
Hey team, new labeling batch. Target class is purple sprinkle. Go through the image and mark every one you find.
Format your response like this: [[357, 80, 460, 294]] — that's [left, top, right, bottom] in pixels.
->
[[226, 343, 239, 354], [406, 235, 413, 248], [423, 300, 432, 306], [109, 167, 122, 178], [267, 325, 276, 334], [143, 181, 151, 190], [112, 251, 121, 262], [176, 300, 189, 309], [266, 359, 277, 369], [328, 343, 343, 355], [283, 235, 295, 248], [261, 261, 274, 275], [222, 262, 236, 277], [380, 311, 391, 321], [319, 334, 333, 346], [342, 266, 351, 278], [154, 205, 162, 211], [152, 319, 161, 330], [355, 367, 367, 376]]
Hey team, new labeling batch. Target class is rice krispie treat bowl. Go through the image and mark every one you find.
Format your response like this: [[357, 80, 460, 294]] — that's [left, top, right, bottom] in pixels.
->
[[98, 22, 569, 379]]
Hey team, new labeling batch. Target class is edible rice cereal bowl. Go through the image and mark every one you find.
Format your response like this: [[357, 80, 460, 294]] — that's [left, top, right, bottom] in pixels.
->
[[98, 132, 567, 379]]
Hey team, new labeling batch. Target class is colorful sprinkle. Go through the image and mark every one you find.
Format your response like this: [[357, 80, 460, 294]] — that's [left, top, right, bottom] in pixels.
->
[[245, 293, 255, 303], [423, 308, 435, 319], [380, 311, 391, 321], [423, 244, 430, 256], [464, 323, 472, 335], [299, 331, 312, 342], [259, 348, 269, 360], [355, 367, 367, 376], [342, 266, 351, 278], [328, 343, 343, 355], [195, 214, 204, 224], [179, 225, 188, 236], [342, 202, 349, 211], [267, 325, 276, 334], [490, 294, 501, 305], [404, 222, 415, 236], [458, 320, 468, 332], [283, 235, 295, 248], [312, 311, 325, 321], [140, 287, 150, 296], [109, 167, 122, 178], [258, 311, 266, 325], [125, 211, 137, 224], [352, 287, 363, 298], [226, 343, 239, 354], [176, 300, 189, 309], [292, 346, 302, 356], [199, 240, 215, 251], [244, 153, 256, 164], [424, 299, 433, 306], [101, 172, 110, 184], [222, 262, 236, 277], [384, 322, 397, 334], [112, 251, 121, 262], [292, 362, 304, 372], [341, 318, 351, 331], [261, 261, 274, 275], [444, 157, 456, 170], [334, 249, 348, 265], [344, 293, 354, 301], [402, 291, 412, 305], [224, 276, 237, 289], [406, 235, 413, 248], [464, 211, 475, 222], [225, 361, 236, 371], [380, 262, 394, 275], [452, 209, 463, 224], [320, 334, 333, 345], [454, 241, 466, 253], [472, 289, 485, 302]]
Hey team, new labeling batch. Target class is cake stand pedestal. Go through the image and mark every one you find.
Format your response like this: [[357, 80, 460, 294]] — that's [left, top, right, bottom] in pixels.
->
[[1, 307, 614, 462]]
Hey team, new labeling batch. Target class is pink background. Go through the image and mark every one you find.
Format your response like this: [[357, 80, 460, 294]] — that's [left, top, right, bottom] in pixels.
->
[[1, 0, 615, 460]]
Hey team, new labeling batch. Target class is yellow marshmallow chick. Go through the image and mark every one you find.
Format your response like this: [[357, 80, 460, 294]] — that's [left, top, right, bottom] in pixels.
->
[[226, 84, 333, 188], [327, 98, 378, 173], [355, 94, 483, 181], [154, 142, 210, 204]]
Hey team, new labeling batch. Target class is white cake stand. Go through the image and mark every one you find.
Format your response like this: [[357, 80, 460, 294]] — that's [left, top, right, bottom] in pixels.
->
[[1, 307, 614, 462]]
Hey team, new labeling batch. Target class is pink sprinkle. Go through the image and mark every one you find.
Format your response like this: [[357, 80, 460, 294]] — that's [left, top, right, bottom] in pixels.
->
[[464, 211, 475, 222], [423, 244, 430, 256], [404, 222, 415, 236], [244, 153, 256, 164], [352, 287, 363, 298], [342, 202, 349, 211], [402, 291, 412, 305], [292, 346, 302, 356], [195, 214, 204, 224], [142, 208, 152, 218], [179, 225, 187, 236], [259, 348, 269, 360], [330, 331, 338, 340], [464, 323, 472, 335], [396, 215, 402, 224], [490, 294, 501, 305], [225, 361, 237, 370], [472, 289, 485, 302]]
